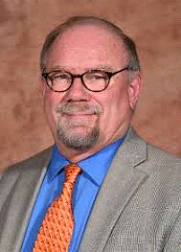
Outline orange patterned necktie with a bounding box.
[33,163,81,252]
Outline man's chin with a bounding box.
[57,127,99,150]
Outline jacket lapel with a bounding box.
[0,148,52,252]
[79,129,149,252]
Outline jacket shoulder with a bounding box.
[0,147,53,178]
[147,142,181,166]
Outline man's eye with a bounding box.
[93,74,104,79]
[55,73,69,79]
[49,72,70,81]
[87,72,105,80]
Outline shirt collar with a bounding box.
[48,145,69,181]
[48,136,125,185]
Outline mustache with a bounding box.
[56,102,103,114]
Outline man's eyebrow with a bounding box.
[87,65,116,72]
[44,66,65,72]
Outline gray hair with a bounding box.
[40,16,141,72]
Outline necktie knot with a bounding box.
[65,163,81,183]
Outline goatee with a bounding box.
[55,102,102,150]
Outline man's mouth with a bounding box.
[62,112,96,121]
[55,102,103,116]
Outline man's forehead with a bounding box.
[45,23,128,71]
[52,23,125,49]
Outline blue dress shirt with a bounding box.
[21,137,125,252]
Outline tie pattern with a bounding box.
[33,163,81,252]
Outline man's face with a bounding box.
[42,24,141,159]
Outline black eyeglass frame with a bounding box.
[42,66,133,93]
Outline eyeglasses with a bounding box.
[42,66,132,92]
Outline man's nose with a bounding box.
[65,76,91,101]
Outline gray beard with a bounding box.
[56,120,99,150]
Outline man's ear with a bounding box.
[128,73,142,110]
[40,76,47,97]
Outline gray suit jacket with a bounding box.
[1,128,181,252]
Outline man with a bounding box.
[1,16,181,252]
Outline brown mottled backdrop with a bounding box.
[1,0,181,171]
